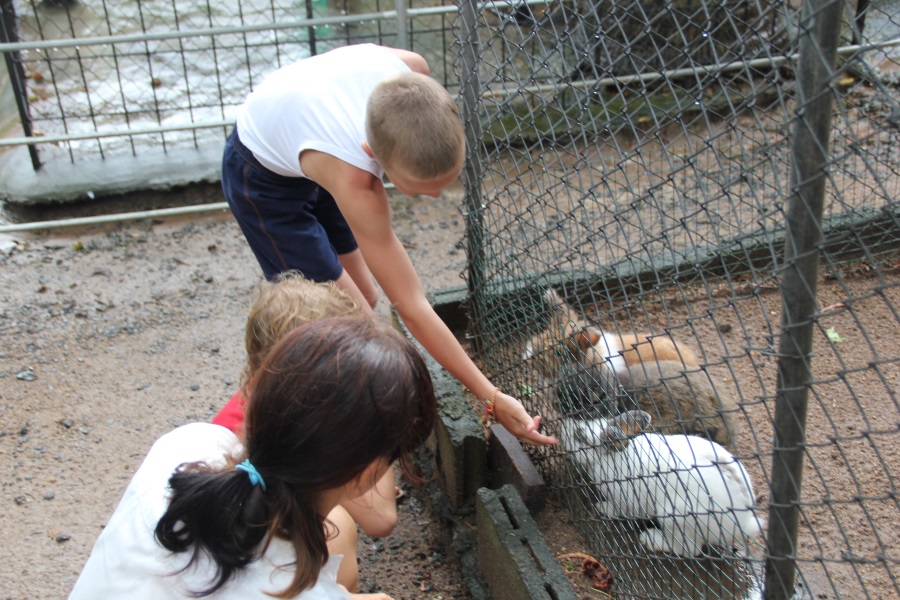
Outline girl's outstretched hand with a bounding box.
[493,392,559,446]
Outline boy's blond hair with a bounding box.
[242,272,360,388]
[365,72,464,179]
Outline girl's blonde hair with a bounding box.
[242,272,360,389]
[365,72,464,179]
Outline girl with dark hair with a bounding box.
[68,315,436,599]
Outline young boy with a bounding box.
[211,273,390,593]
[221,43,556,447]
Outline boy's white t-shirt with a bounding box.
[235,44,411,179]
[68,423,349,600]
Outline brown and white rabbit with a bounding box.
[560,411,762,557]
[525,290,736,447]
[523,290,698,378]
[573,325,699,375]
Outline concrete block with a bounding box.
[476,485,578,600]
[488,424,547,513]
[430,362,488,509]
[393,305,487,510]
[427,285,469,336]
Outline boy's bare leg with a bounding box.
[326,505,360,592]
[342,467,398,539]
[339,250,379,309]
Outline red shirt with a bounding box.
[211,390,247,435]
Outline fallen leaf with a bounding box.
[559,552,613,592]
[825,327,846,343]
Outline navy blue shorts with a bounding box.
[221,126,357,282]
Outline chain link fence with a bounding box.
[0,0,459,169]
[455,0,898,598]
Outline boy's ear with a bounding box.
[361,141,375,158]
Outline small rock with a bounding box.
[16,371,37,382]
[55,534,71,543]
[717,323,733,334]
[43,491,55,500]
[190,384,200,392]
[14,496,26,505]
[388,538,405,550]
[370,541,385,553]
[59,418,74,429]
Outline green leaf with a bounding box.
[825,327,846,343]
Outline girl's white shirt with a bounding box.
[68,422,349,599]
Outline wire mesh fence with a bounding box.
[456,0,899,598]
[2,0,898,598]
[0,0,459,168]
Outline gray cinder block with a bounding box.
[488,424,547,513]
[476,485,578,600]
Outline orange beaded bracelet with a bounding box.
[479,387,501,433]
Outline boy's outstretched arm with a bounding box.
[307,156,557,446]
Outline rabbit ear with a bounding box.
[522,338,536,360]
[603,411,651,450]
[572,327,601,350]
[613,410,652,435]
[544,288,565,306]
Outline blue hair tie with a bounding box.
[235,459,267,491]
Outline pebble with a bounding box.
[43,491,55,500]
[16,371,37,382]
[389,538,405,550]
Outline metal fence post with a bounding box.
[304,0,318,56]
[0,0,40,170]
[395,0,408,50]
[764,0,844,597]
[458,0,486,351]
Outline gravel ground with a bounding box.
[0,184,472,600]
[2,180,896,600]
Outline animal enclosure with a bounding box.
[454,0,899,598]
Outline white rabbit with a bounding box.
[560,410,762,557]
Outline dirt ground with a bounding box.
[0,186,475,600]
[2,180,897,600]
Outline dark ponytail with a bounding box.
[155,466,269,596]
[154,315,436,598]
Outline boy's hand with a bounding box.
[493,393,559,446]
